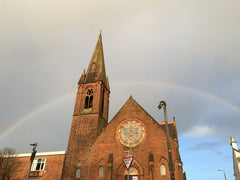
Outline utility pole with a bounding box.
[26,143,37,180]
[158,101,175,180]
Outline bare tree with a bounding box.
[0,148,21,180]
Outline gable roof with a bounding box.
[118,96,178,139]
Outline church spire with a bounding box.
[79,33,108,90]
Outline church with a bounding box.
[10,35,186,180]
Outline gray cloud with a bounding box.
[0,0,239,159]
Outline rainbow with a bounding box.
[0,80,239,141]
[111,80,240,112]
[0,92,76,141]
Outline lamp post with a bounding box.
[158,101,175,180]
[218,169,227,180]
[26,143,37,180]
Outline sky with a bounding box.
[0,0,240,179]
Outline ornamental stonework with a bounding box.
[117,119,146,147]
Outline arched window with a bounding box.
[89,95,93,107]
[99,166,104,177]
[84,89,93,108]
[76,168,80,178]
[160,164,166,176]
[100,89,105,114]
[85,96,89,108]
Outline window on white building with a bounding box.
[31,158,46,171]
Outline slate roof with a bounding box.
[159,122,178,139]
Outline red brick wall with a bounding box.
[62,80,110,180]
[12,153,65,180]
[87,97,185,180]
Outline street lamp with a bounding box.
[26,143,37,180]
[218,169,227,180]
[158,101,175,180]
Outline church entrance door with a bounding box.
[118,160,143,180]
[125,175,138,180]
[124,167,139,180]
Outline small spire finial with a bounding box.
[99,30,102,37]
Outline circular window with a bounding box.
[117,120,145,147]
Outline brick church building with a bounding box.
[9,35,186,180]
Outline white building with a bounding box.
[230,136,240,180]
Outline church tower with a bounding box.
[62,34,110,180]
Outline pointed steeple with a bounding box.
[79,33,108,90]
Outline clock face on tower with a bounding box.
[117,119,145,147]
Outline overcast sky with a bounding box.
[0,1,240,179]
